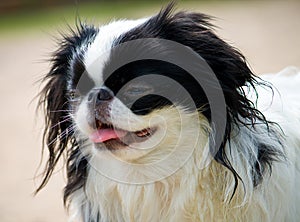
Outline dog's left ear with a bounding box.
[141,3,256,89]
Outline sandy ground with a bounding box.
[0,1,299,222]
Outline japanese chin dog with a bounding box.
[36,3,300,222]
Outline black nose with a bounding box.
[87,87,114,103]
[96,87,113,101]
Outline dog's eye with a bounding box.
[70,92,76,99]
[125,85,153,97]
[68,90,80,101]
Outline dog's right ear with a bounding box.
[36,33,76,193]
[36,23,98,193]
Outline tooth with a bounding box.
[136,129,150,137]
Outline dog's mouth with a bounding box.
[89,120,155,149]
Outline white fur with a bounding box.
[70,65,300,221]
[84,18,148,86]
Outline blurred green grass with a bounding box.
[0,0,226,37]
[0,1,175,35]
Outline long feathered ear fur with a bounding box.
[36,34,75,193]
[36,23,97,196]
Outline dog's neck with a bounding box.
[71,159,225,221]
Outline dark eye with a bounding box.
[127,86,148,95]
[125,85,153,97]
[68,90,80,101]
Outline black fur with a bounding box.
[104,59,208,115]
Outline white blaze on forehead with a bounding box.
[84,18,148,86]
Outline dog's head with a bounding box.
[37,4,272,202]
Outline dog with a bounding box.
[37,4,300,222]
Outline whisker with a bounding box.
[47,124,76,147]
[50,117,73,129]
[50,109,74,113]
[59,125,76,139]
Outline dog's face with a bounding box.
[38,4,268,197]
[72,37,212,162]
[73,62,196,161]
[66,13,220,163]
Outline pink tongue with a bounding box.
[90,128,127,143]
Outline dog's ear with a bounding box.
[36,35,75,193]
[36,23,98,194]
[132,3,255,89]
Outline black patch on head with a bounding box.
[104,59,209,116]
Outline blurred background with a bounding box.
[0,0,299,221]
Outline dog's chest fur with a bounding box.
[70,119,298,222]
[71,160,288,222]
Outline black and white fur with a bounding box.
[37,4,300,222]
